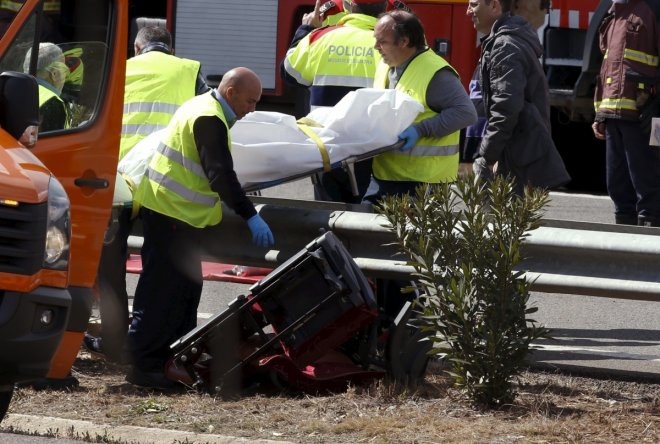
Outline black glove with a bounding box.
[472,156,494,181]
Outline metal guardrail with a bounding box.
[128,197,660,302]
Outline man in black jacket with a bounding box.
[468,0,570,195]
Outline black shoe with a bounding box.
[126,368,176,390]
[19,375,80,391]
[83,333,104,355]
[84,333,130,364]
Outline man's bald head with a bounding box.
[218,67,262,120]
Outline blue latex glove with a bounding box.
[397,126,419,151]
[247,214,274,248]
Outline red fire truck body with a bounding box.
[163,0,611,189]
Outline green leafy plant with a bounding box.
[377,175,550,407]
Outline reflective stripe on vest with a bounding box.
[313,74,374,88]
[143,167,219,208]
[372,49,460,183]
[120,51,200,160]
[134,92,225,228]
[121,123,166,136]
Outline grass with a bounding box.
[3,351,659,443]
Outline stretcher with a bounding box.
[165,231,432,395]
[118,88,423,196]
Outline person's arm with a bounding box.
[194,69,211,95]
[413,68,477,139]
[193,116,256,220]
[478,39,527,163]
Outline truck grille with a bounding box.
[0,202,47,275]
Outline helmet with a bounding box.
[320,1,344,22]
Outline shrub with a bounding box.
[377,175,550,407]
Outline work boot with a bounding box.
[126,367,177,390]
[638,215,660,227]
[615,213,637,225]
[83,333,104,356]
[19,375,79,391]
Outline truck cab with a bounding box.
[0,0,127,420]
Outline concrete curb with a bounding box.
[1,414,294,444]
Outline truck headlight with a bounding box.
[44,178,71,270]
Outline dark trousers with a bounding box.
[606,119,660,220]
[125,208,203,372]
[97,206,132,362]
[313,158,373,203]
[362,176,422,318]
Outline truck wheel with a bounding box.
[0,385,14,422]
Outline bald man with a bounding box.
[127,67,274,389]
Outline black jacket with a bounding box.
[479,13,570,192]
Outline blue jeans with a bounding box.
[606,119,660,219]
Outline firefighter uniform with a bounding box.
[594,0,660,226]
[371,49,461,185]
[120,50,201,160]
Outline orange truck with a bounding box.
[0,0,127,420]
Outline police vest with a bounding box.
[372,49,460,183]
[120,51,200,160]
[134,92,225,228]
[284,14,380,106]
[38,83,71,129]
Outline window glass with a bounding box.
[0,0,111,133]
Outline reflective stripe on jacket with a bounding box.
[594,0,660,121]
[372,49,460,183]
[134,92,225,228]
[120,51,200,159]
[38,83,71,128]
[283,13,381,107]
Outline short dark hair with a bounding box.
[485,0,512,13]
[135,26,172,49]
[382,10,426,50]
[352,2,388,17]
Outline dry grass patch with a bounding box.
[3,352,659,443]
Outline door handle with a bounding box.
[74,178,109,189]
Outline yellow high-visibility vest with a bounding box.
[134,91,226,228]
[372,49,460,183]
[120,51,199,160]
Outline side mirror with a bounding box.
[0,71,39,145]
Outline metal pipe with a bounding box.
[127,199,660,301]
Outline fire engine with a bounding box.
[156,0,609,191]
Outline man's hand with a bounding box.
[247,214,275,248]
[472,156,494,181]
[302,0,322,27]
[397,126,419,151]
[592,121,605,140]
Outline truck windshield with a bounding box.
[0,0,111,134]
